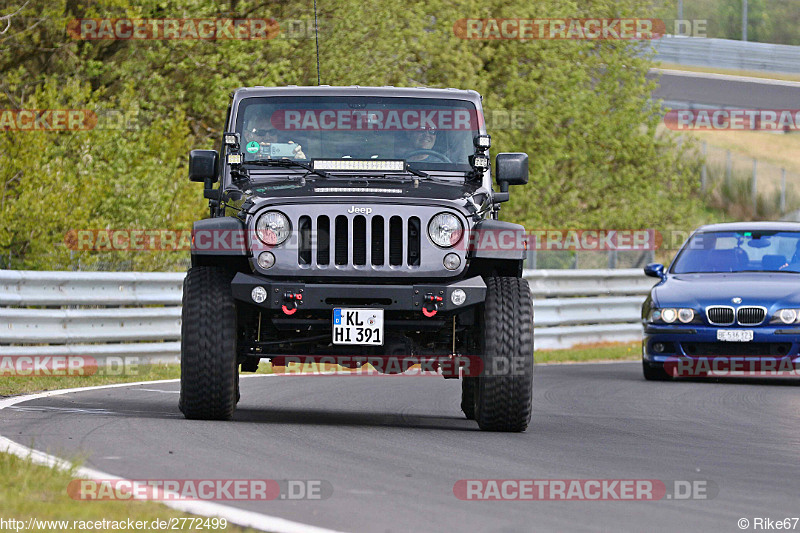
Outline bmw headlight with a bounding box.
[771,308,800,325]
[256,211,291,246]
[649,308,695,324]
[428,212,463,248]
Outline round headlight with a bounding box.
[428,212,463,248]
[256,211,291,245]
[661,308,677,323]
[779,308,797,324]
[678,308,694,323]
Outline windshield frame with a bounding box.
[670,230,800,274]
[229,94,484,182]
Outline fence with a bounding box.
[0,269,657,359]
[651,36,800,75]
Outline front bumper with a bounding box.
[230,273,487,313]
[643,324,800,363]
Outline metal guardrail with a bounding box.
[651,36,800,75]
[0,269,655,357]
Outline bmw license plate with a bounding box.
[332,308,384,345]
[717,330,753,342]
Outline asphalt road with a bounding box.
[651,69,800,108]
[3,363,800,533]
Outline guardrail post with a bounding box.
[608,249,617,269]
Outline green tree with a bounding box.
[0,0,701,270]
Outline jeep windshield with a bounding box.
[234,96,481,175]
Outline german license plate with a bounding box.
[717,329,753,342]
[332,308,384,345]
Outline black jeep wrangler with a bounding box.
[181,86,533,431]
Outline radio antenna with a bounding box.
[313,0,321,85]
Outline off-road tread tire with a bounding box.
[642,361,671,381]
[474,277,534,432]
[461,377,477,420]
[180,266,239,420]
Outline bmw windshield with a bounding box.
[234,96,481,174]
[671,231,800,274]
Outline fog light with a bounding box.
[451,289,467,306]
[443,253,461,270]
[251,286,267,304]
[653,343,665,353]
[257,251,276,269]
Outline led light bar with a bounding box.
[227,154,242,164]
[314,187,403,194]
[312,159,405,172]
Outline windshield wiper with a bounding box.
[403,166,428,178]
[244,159,329,179]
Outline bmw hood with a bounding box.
[652,273,800,309]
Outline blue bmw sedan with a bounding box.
[642,222,800,380]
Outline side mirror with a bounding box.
[495,153,529,191]
[644,263,665,279]
[189,150,219,183]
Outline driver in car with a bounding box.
[405,126,443,162]
[243,113,306,159]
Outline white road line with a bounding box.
[0,375,348,533]
[651,68,800,88]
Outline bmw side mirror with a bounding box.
[644,263,665,279]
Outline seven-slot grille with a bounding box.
[706,306,734,325]
[297,214,422,268]
[737,306,766,325]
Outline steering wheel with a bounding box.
[405,150,452,163]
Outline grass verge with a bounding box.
[0,363,183,397]
[0,452,258,532]
[536,342,640,364]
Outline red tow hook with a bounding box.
[422,294,443,317]
[282,291,302,315]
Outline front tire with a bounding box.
[461,377,477,420]
[642,361,671,381]
[473,277,534,432]
[179,266,239,420]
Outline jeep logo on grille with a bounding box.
[347,206,372,215]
